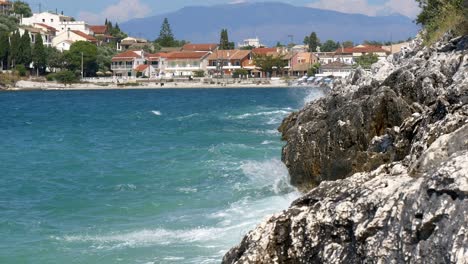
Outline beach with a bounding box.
[6,79,296,91]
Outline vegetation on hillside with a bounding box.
[416,0,468,44]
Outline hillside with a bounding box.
[120,2,419,45]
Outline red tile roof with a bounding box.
[34,23,57,32]
[207,50,251,60]
[182,43,218,52]
[135,64,149,72]
[71,30,97,43]
[112,50,142,61]
[90,25,107,35]
[146,52,166,61]
[335,45,389,54]
[252,47,278,55]
[165,51,210,60]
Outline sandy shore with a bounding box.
[5,80,307,91]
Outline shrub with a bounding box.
[233,69,248,78]
[415,0,468,44]
[193,70,205,77]
[47,71,78,85]
[15,64,27,76]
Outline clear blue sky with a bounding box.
[23,0,420,24]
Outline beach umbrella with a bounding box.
[105,71,113,76]
[96,71,104,76]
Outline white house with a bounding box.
[52,30,97,51]
[238,38,263,48]
[111,50,147,78]
[316,61,354,78]
[18,26,55,47]
[162,51,210,77]
[21,12,72,31]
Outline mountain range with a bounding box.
[121,2,420,46]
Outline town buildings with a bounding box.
[0,0,12,15]
[238,37,263,49]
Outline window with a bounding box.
[51,19,54,22]
[42,19,45,22]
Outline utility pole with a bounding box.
[81,52,84,79]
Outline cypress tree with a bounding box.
[18,30,32,67]
[308,32,320,52]
[0,32,9,70]
[32,34,46,74]
[9,30,20,68]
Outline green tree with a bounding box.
[64,41,98,77]
[342,41,354,48]
[17,31,32,67]
[415,0,467,44]
[9,31,20,67]
[155,18,175,47]
[253,54,287,77]
[0,15,19,33]
[307,62,321,77]
[219,29,234,50]
[32,34,47,75]
[50,70,78,85]
[363,40,383,46]
[355,53,378,69]
[13,1,32,18]
[0,32,9,70]
[45,46,66,70]
[306,32,320,52]
[96,45,117,72]
[320,40,339,52]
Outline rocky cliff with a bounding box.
[223,34,468,263]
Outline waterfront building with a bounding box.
[18,25,56,47]
[316,61,353,78]
[111,50,147,78]
[206,50,252,76]
[162,51,211,77]
[289,52,318,76]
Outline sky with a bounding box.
[23,0,421,24]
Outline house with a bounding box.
[162,51,211,77]
[316,61,353,78]
[89,25,114,44]
[238,38,264,49]
[145,52,167,78]
[206,50,252,76]
[382,41,411,54]
[0,0,12,15]
[19,25,55,47]
[52,30,97,51]
[111,50,147,77]
[118,37,150,51]
[251,47,289,77]
[334,45,390,64]
[291,45,309,53]
[289,52,318,76]
[182,43,218,52]
[21,12,72,32]
[315,52,338,65]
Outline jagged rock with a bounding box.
[223,125,468,264]
[224,34,468,263]
[279,34,468,190]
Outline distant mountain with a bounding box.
[121,2,419,46]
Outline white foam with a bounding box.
[261,140,274,145]
[175,113,199,121]
[240,159,296,194]
[151,110,162,116]
[303,89,325,105]
[230,110,291,120]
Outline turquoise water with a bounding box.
[0,88,323,264]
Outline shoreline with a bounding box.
[3,80,327,91]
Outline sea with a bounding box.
[0,88,324,264]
